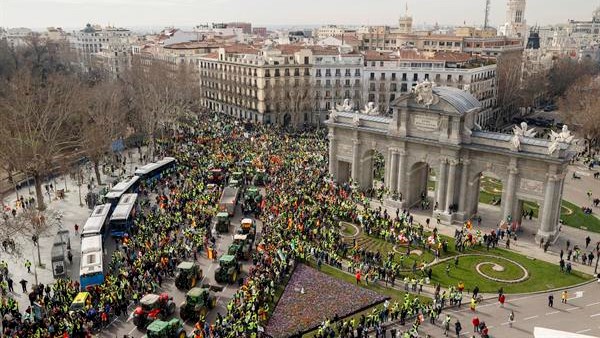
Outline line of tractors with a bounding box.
[134,164,265,337]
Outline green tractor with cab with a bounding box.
[174,261,203,290]
[227,234,252,260]
[214,254,240,284]
[142,318,186,338]
[215,212,230,233]
[179,287,217,321]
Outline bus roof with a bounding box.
[134,157,176,176]
[80,251,103,275]
[110,194,138,221]
[80,235,102,255]
[81,204,112,237]
[105,176,139,199]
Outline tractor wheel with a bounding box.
[191,276,197,288]
[199,307,208,319]
[210,297,217,309]
[231,271,238,284]
[180,308,188,321]
[177,328,187,338]
[168,301,176,315]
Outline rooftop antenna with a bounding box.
[484,0,491,29]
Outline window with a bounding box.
[368,94,375,102]
[401,83,408,92]
[391,83,397,92]
[325,69,331,76]
[345,69,351,76]
[370,73,375,80]
[402,73,407,81]
[316,69,322,77]
[265,70,270,77]
[335,69,341,77]
[344,90,350,99]
[304,56,309,65]
[355,69,361,77]
[390,94,395,102]
[345,79,351,87]
[274,69,280,77]
[447,74,452,82]
[413,74,418,81]
[391,73,396,80]
[369,83,376,91]
[380,61,384,67]
[424,74,429,80]
[381,73,386,80]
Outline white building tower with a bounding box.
[398,3,413,34]
[501,0,527,39]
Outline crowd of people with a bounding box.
[0,110,596,338]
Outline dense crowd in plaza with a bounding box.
[0,111,596,338]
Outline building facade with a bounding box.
[362,50,497,126]
[71,24,134,75]
[501,0,528,39]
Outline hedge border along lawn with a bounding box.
[479,176,600,233]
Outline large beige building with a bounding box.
[72,24,134,76]
[362,49,498,126]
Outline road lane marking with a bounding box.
[501,322,510,326]
[590,313,600,318]
[576,329,591,334]
[586,302,600,307]
[523,315,538,320]
[566,307,579,311]
[546,311,559,315]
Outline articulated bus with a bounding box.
[79,235,104,290]
[109,193,138,238]
[81,204,112,240]
[134,157,176,183]
[104,176,140,207]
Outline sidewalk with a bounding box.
[0,149,147,311]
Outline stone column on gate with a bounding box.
[396,150,407,201]
[538,174,560,239]
[458,159,470,216]
[502,164,519,222]
[328,130,337,181]
[388,148,399,194]
[445,159,459,212]
[436,159,448,212]
[351,139,361,184]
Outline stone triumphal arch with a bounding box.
[326,85,577,241]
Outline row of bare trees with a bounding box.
[0,37,198,221]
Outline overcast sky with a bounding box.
[0,0,597,30]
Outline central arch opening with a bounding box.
[360,149,386,199]
[406,161,436,209]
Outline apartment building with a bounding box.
[72,23,134,75]
[362,49,498,126]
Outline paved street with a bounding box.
[398,282,600,338]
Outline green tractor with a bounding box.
[242,186,262,214]
[253,169,268,186]
[227,234,252,260]
[174,262,203,290]
[238,218,256,241]
[229,171,244,188]
[142,318,186,338]
[215,212,230,233]
[214,255,240,284]
[179,287,217,321]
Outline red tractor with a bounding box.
[132,293,176,329]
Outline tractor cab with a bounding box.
[214,254,240,284]
[227,234,252,260]
[142,318,186,338]
[179,287,217,321]
[243,187,262,214]
[175,261,203,290]
[229,171,244,187]
[132,293,176,329]
[239,218,256,240]
[254,169,267,186]
[215,212,230,233]
[208,169,225,184]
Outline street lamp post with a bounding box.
[595,249,599,275]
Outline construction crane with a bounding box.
[484,0,491,29]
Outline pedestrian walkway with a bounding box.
[0,149,147,311]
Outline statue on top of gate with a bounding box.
[511,122,537,152]
[413,80,440,108]
[548,125,576,155]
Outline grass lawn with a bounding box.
[302,260,430,337]
[479,176,600,233]
[561,200,600,233]
[430,247,591,294]
[352,227,592,294]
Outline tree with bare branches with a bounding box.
[122,57,199,160]
[558,76,600,151]
[0,70,84,211]
[548,58,599,99]
[79,81,126,185]
[496,51,523,125]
